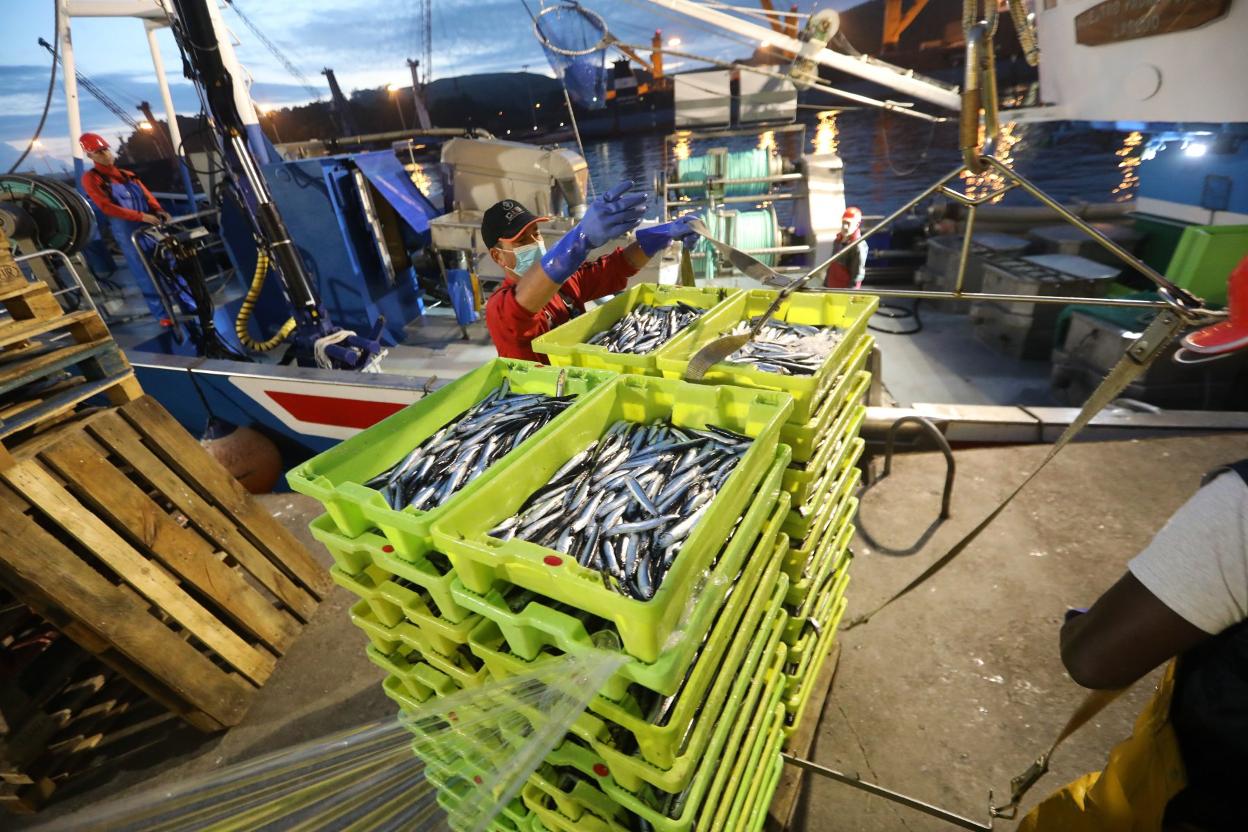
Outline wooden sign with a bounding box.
[1075,0,1232,46]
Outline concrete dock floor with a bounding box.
[16,433,1247,830]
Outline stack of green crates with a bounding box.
[653,287,877,746]
[291,350,819,832]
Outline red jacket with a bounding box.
[82,164,163,223]
[486,248,639,362]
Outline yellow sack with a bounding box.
[1019,661,1187,832]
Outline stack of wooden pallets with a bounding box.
[0,227,141,458]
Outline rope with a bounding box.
[234,250,296,351]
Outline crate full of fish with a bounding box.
[531,283,739,375]
[454,472,788,701]
[783,436,864,542]
[782,403,866,507]
[782,571,850,739]
[288,358,615,550]
[657,289,878,423]
[430,374,792,664]
[521,604,789,832]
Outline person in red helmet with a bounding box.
[78,132,172,321]
[824,207,868,290]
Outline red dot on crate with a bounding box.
[543,555,563,567]
[448,710,458,722]
[473,775,483,785]
[382,545,395,553]
[592,764,609,778]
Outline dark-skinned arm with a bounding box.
[1060,572,1209,690]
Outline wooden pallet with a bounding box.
[0,592,175,814]
[0,230,142,450]
[0,396,332,738]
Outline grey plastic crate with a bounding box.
[1028,223,1143,265]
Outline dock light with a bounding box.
[667,36,681,47]
[1185,142,1208,158]
[138,120,153,131]
[535,102,541,108]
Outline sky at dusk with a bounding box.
[0,0,848,167]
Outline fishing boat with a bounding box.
[3,0,1246,460]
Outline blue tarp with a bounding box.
[353,150,439,234]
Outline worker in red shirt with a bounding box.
[823,207,868,289]
[483,180,698,362]
[78,132,172,322]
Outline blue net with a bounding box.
[534,2,610,110]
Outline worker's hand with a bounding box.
[540,180,647,284]
[140,213,161,225]
[156,211,173,224]
[634,212,701,256]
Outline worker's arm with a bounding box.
[136,177,169,219]
[1060,470,1248,689]
[1059,573,1208,689]
[81,171,148,223]
[512,180,647,314]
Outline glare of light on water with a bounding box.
[1111,131,1143,202]
[959,121,1021,204]
[673,130,692,161]
[757,130,776,152]
[813,110,839,155]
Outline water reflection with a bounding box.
[813,110,839,156]
[672,131,692,161]
[757,130,776,152]
[1111,131,1143,203]
[959,120,1022,204]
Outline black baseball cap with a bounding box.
[481,199,548,249]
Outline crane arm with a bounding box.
[639,0,960,110]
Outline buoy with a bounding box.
[200,417,283,494]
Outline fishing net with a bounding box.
[533,1,611,110]
[47,652,623,832]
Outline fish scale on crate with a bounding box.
[289,284,878,832]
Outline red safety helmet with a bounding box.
[1177,254,1248,362]
[79,132,110,153]
[841,206,862,232]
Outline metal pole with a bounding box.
[781,754,993,831]
[58,0,85,182]
[145,19,198,206]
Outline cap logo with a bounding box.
[502,201,524,222]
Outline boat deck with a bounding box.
[14,433,1244,830]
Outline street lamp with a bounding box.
[388,83,408,131]
[138,120,154,131]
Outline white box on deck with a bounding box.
[737,75,797,124]
[674,71,732,127]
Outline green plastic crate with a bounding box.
[711,657,787,832]
[779,339,873,464]
[367,645,460,702]
[310,515,471,623]
[329,562,404,627]
[1166,224,1248,307]
[532,283,740,374]
[432,375,794,663]
[782,402,867,505]
[746,753,784,832]
[453,461,789,695]
[349,593,480,661]
[785,494,855,601]
[783,597,849,744]
[579,549,786,786]
[781,473,851,583]
[528,609,791,832]
[783,436,864,541]
[785,561,851,672]
[288,358,615,547]
[727,704,785,832]
[698,640,787,832]
[784,515,853,639]
[656,289,879,423]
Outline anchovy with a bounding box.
[367,382,574,512]
[492,418,752,600]
[722,316,842,375]
[585,302,707,355]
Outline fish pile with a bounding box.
[586,302,706,354]
[365,381,574,511]
[724,316,841,375]
[488,420,751,600]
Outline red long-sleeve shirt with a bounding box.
[485,248,639,362]
[82,164,163,223]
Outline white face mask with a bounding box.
[505,241,546,276]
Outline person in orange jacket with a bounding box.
[824,207,868,289]
[79,132,172,322]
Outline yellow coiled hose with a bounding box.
[235,250,297,351]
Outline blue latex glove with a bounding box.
[541,180,648,284]
[635,213,701,257]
